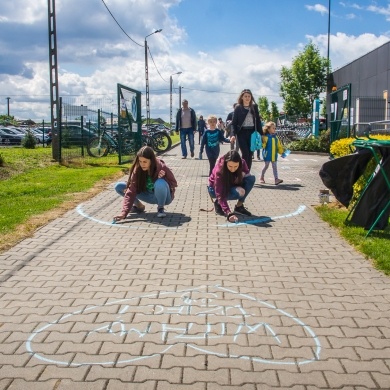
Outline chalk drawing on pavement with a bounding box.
[26,285,321,366]
[218,205,306,227]
[77,204,306,230]
[76,204,180,230]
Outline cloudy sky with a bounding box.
[1,0,390,123]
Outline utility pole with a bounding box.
[144,29,162,127]
[170,72,182,130]
[47,0,60,161]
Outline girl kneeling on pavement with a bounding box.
[113,146,177,221]
[208,150,255,223]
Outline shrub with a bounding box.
[288,129,330,153]
[22,130,37,149]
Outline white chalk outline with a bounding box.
[77,204,307,230]
[26,284,321,367]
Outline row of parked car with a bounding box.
[0,122,174,147]
[0,126,52,146]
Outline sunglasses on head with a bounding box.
[242,89,251,94]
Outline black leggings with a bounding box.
[237,127,254,170]
[208,157,217,176]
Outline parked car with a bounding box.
[60,125,97,146]
[0,128,23,145]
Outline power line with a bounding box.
[148,46,169,83]
[101,0,143,47]
[182,87,281,98]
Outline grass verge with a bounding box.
[316,203,390,275]
[0,147,125,252]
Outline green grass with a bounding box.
[316,205,390,275]
[0,137,180,251]
[0,147,125,249]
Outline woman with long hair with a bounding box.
[113,146,177,220]
[208,150,255,223]
[230,89,262,170]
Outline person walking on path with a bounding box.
[200,114,232,176]
[226,103,239,151]
[208,150,255,223]
[113,146,178,220]
[217,117,226,136]
[230,89,262,170]
[259,121,285,185]
[197,115,207,144]
[176,99,197,159]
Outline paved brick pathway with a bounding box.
[1,144,389,389]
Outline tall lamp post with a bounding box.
[6,97,10,116]
[326,0,331,130]
[327,0,331,77]
[144,29,162,127]
[170,72,182,130]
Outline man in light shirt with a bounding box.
[175,99,197,159]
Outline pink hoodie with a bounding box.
[208,156,249,215]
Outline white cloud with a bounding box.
[367,5,390,21]
[307,31,390,70]
[305,4,328,15]
[346,13,356,20]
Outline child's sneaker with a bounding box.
[131,205,145,213]
[157,207,166,217]
[275,179,283,185]
[234,204,252,216]
[259,178,265,184]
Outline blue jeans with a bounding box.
[208,174,255,203]
[115,178,172,207]
[180,127,195,157]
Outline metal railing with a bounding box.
[352,120,390,138]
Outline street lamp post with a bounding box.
[144,29,162,127]
[170,72,182,130]
[6,97,10,116]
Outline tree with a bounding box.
[280,41,330,120]
[270,102,279,122]
[258,96,271,121]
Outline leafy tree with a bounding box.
[258,96,271,121]
[280,41,329,119]
[270,102,279,122]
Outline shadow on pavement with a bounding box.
[117,212,191,228]
[254,183,303,191]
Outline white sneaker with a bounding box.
[157,207,166,218]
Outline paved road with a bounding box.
[1,144,389,389]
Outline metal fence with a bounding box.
[56,89,141,165]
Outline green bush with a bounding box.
[288,129,330,153]
[22,130,37,149]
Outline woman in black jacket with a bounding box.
[231,89,262,170]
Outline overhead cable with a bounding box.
[101,0,143,47]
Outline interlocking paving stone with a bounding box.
[1,145,390,388]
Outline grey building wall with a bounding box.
[328,40,390,125]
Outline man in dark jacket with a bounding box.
[175,99,197,159]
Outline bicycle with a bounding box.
[87,126,172,157]
[141,127,172,153]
